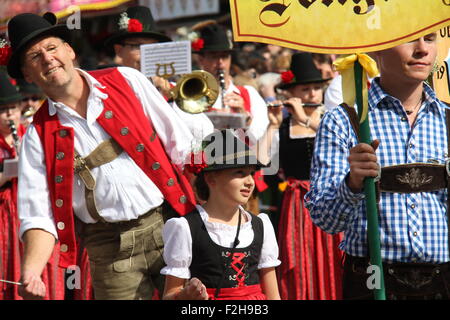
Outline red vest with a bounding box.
[236,86,251,113]
[32,67,196,268]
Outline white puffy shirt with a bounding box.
[160,205,281,279]
[18,67,195,240]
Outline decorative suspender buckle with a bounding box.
[374,163,381,182]
[445,158,450,178]
[74,155,87,175]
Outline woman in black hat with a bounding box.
[161,129,281,300]
[0,71,26,300]
[267,52,343,300]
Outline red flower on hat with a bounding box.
[185,151,208,175]
[191,38,204,51]
[128,19,143,32]
[281,70,295,84]
[0,41,12,66]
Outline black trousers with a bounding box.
[343,254,450,300]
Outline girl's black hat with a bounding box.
[201,129,262,172]
[277,52,331,90]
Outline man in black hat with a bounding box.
[7,11,197,300]
[16,79,45,128]
[104,5,171,72]
[192,21,269,143]
[105,6,214,141]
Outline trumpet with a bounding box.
[7,120,20,156]
[170,70,219,114]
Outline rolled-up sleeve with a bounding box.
[18,124,58,240]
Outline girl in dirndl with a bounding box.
[270,52,344,300]
[0,71,67,300]
[0,71,25,300]
[161,129,281,300]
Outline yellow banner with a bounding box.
[432,26,450,103]
[230,0,450,53]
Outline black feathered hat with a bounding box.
[191,23,233,54]
[0,71,22,106]
[104,6,171,49]
[7,12,71,79]
[185,129,263,175]
[277,52,331,90]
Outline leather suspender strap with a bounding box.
[74,138,123,223]
[340,103,361,142]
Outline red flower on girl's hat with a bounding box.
[0,41,12,66]
[185,151,208,175]
[281,70,295,84]
[191,38,204,51]
[127,19,143,32]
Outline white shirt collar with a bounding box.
[47,68,108,116]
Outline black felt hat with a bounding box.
[277,52,331,90]
[16,78,43,96]
[191,23,233,54]
[0,71,22,106]
[104,6,171,48]
[7,12,72,79]
[201,129,262,172]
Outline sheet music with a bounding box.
[140,40,192,78]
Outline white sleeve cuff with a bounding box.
[19,217,58,241]
[160,266,191,279]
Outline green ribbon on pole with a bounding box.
[354,61,386,300]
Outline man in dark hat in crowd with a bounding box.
[7,11,196,300]
[105,6,214,141]
[16,79,45,128]
[192,21,269,143]
[104,5,171,73]
[305,32,450,300]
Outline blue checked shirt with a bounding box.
[305,78,449,263]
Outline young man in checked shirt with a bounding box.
[305,32,450,300]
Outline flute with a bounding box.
[267,102,322,108]
[7,120,20,156]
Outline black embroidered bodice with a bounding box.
[185,210,264,289]
[279,116,315,180]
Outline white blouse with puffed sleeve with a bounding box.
[161,205,281,279]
